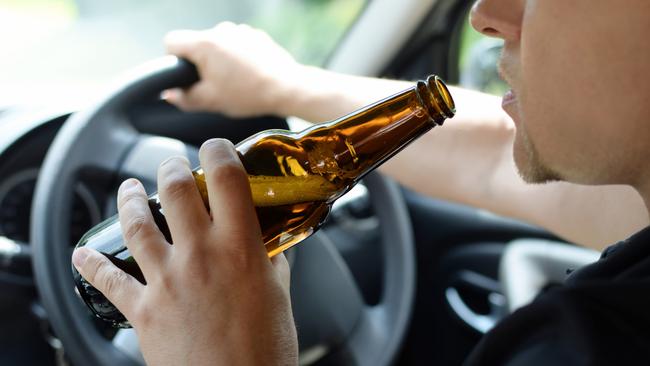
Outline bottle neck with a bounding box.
[300,76,455,183]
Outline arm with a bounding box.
[165,23,648,250]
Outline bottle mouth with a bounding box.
[416,75,456,125]
[430,76,456,119]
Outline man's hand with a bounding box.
[72,139,298,366]
[163,22,302,118]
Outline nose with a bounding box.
[470,0,523,41]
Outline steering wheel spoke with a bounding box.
[118,135,199,192]
[291,232,366,352]
[345,306,392,365]
[67,116,139,175]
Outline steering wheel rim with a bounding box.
[31,56,415,366]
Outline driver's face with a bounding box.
[470,0,650,187]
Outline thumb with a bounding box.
[72,248,142,317]
[163,83,215,112]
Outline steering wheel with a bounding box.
[31,56,415,366]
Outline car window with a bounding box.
[0,0,367,100]
[457,13,507,96]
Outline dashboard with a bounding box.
[0,109,116,365]
[0,134,102,247]
[0,115,110,281]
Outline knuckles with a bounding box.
[118,199,159,244]
[206,161,247,188]
[182,254,212,288]
[196,38,219,54]
[83,254,105,284]
[214,238,262,276]
[117,191,154,243]
[117,189,145,212]
[199,140,248,184]
[122,215,147,242]
[159,169,197,202]
[154,270,180,301]
[179,243,211,274]
[101,267,130,299]
[87,256,125,297]
[131,302,153,328]
[178,237,258,285]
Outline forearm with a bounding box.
[279,65,412,122]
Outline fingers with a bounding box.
[117,179,169,275]
[198,139,263,247]
[162,88,186,109]
[163,22,236,57]
[162,28,219,113]
[163,29,212,112]
[162,83,215,112]
[163,21,296,118]
[157,156,211,244]
[161,88,183,107]
[164,29,204,61]
[72,247,143,320]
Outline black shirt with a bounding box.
[465,227,650,366]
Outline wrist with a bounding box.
[271,63,317,119]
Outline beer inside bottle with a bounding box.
[72,76,455,328]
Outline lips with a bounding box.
[502,89,517,107]
[497,54,520,123]
[501,89,520,125]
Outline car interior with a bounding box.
[0,0,601,365]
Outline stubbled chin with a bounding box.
[512,125,561,184]
[512,130,532,181]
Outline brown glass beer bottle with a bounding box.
[72,75,455,327]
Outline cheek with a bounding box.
[518,45,585,173]
[518,3,585,163]
[516,0,650,179]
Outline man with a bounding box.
[72,0,650,364]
